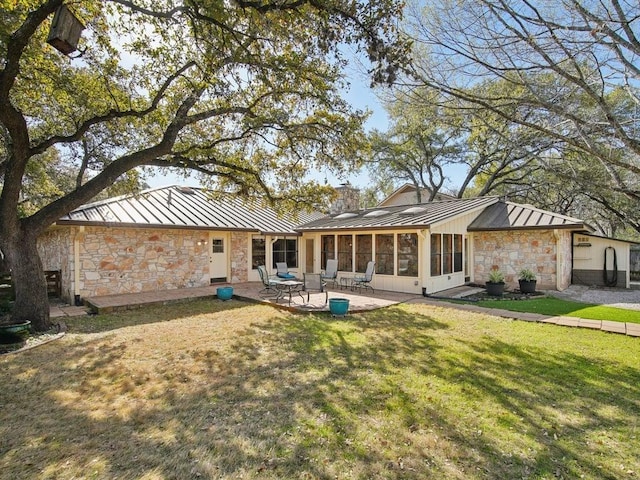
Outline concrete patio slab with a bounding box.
[601,320,626,334]
[625,323,640,337]
[578,318,602,329]
[72,283,638,338]
[555,316,580,327]
[538,316,559,324]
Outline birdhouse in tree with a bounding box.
[47,5,85,55]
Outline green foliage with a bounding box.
[367,85,464,200]
[402,0,640,235]
[518,269,536,282]
[1,0,410,217]
[0,0,410,330]
[488,268,505,283]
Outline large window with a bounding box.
[443,234,453,274]
[431,233,463,276]
[355,234,372,273]
[430,234,441,276]
[251,236,266,269]
[454,235,463,272]
[272,238,298,268]
[337,235,353,271]
[398,233,418,277]
[376,234,394,275]
[321,235,335,268]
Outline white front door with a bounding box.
[209,233,228,283]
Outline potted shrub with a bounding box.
[486,268,505,296]
[518,268,537,294]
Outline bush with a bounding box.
[488,268,505,283]
[518,269,536,282]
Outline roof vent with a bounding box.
[363,210,390,218]
[177,186,196,194]
[398,206,427,216]
[334,212,359,219]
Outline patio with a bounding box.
[83,282,424,315]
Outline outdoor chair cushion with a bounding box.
[277,272,296,279]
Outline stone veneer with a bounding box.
[38,227,73,301]
[38,226,251,300]
[79,226,212,297]
[473,229,572,291]
[230,231,249,283]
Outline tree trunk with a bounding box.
[3,232,50,331]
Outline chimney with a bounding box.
[329,183,360,214]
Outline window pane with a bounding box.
[376,234,394,275]
[398,233,418,277]
[431,234,441,277]
[321,235,335,268]
[355,234,372,273]
[251,236,266,269]
[212,238,224,253]
[443,234,453,274]
[337,235,353,272]
[272,238,297,268]
[454,234,463,272]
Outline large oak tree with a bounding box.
[0,0,409,330]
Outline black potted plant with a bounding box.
[486,268,505,296]
[518,268,537,294]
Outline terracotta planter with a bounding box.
[486,282,505,297]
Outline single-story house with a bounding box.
[37,185,635,304]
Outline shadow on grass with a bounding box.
[64,298,249,333]
[1,302,638,479]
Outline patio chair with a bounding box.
[302,273,328,304]
[352,261,375,293]
[320,259,338,288]
[276,262,296,279]
[257,265,279,297]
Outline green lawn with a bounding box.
[1,300,638,479]
[475,296,640,324]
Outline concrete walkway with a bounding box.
[52,283,639,338]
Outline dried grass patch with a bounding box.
[1,299,638,479]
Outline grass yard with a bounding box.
[1,299,639,479]
[475,296,640,324]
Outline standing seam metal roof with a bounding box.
[467,201,589,231]
[58,186,323,235]
[296,196,500,231]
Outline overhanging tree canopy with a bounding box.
[401,0,640,232]
[0,0,410,330]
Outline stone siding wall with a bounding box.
[37,228,73,301]
[473,229,571,290]
[230,231,249,283]
[77,226,212,297]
